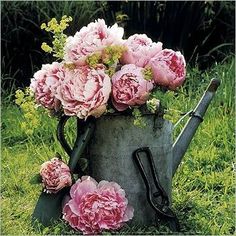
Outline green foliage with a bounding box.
[86,52,102,68]
[1,57,235,234]
[132,108,146,128]
[146,98,160,113]
[102,45,126,66]
[86,45,126,70]
[151,90,176,109]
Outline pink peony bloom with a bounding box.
[148,49,186,90]
[121,34,162,67]
[63,176,134,234]
[30,62,65,111]
[111,64,154,111]
[40,157,72,194]
[55,65,111,119]
[64,19,124,65]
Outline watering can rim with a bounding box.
[102,104,165,118]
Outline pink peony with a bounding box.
[55,65,111,119]
[63,176,134,234]
[30,62,65,111]
[121,34,162,67]
[148,49,186,90]
[64,19,124,65]
[40,157,72,194]
[111,64,154,111]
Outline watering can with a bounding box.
[32,78,220,230]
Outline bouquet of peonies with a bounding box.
[18,17,186,234]
[29,18,186,122]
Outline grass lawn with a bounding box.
[1,57,235,235]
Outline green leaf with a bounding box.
[29,174,42,184]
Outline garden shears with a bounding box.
[133,147,180,232]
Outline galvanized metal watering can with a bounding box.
[32,78,220,231]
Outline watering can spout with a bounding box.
[172,78,220,176]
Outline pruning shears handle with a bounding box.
[133,147,180,231]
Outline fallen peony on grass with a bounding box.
[1,58,235,235]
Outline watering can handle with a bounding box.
[172,78,220,175]
[68,119,95,172]
[57,115,95,173]
[57,115,72,156]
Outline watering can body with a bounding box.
[89,114,173,225]
[88,114,174,225]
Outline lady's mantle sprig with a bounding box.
[41,15,72,59]
[15,88,40,135]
